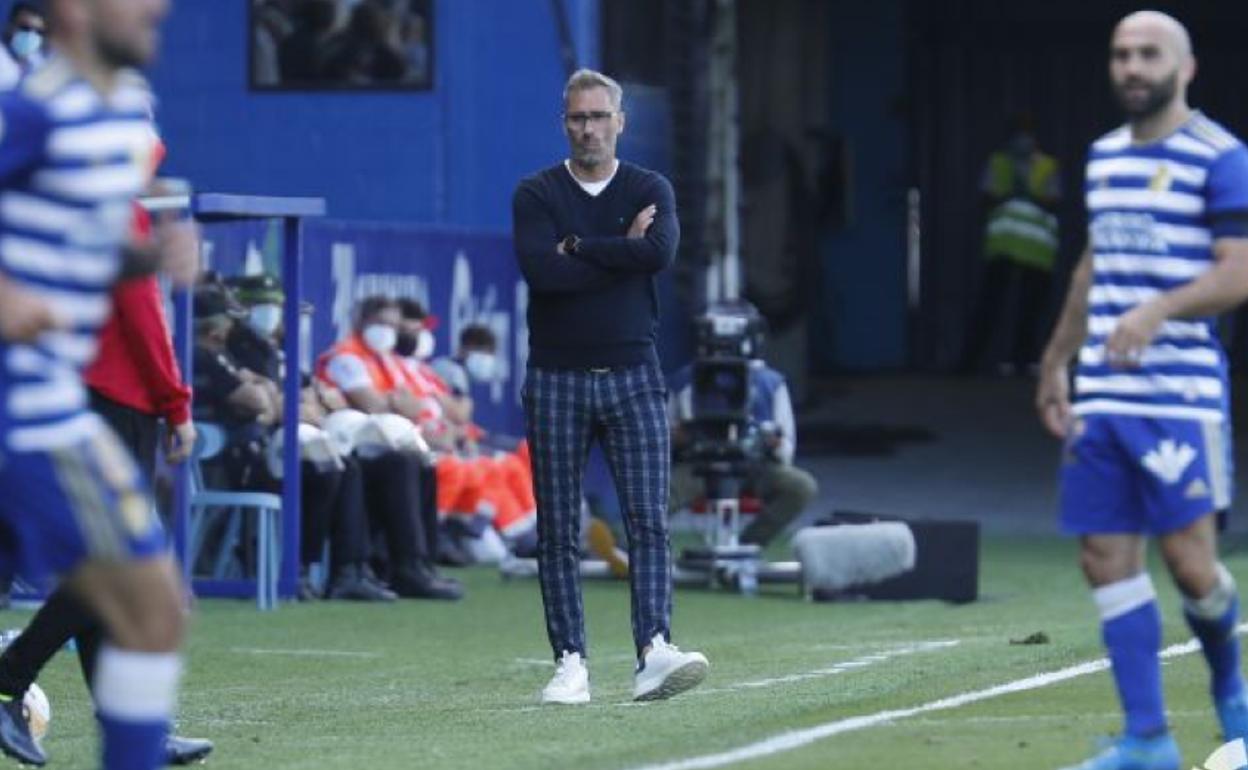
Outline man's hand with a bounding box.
[1036,363,1072,439]
[1106,300,1167,367]
[315,380,349,412]
[628,204,657,238]
[165,421,197,464]
[154,220,200,288]
[0,279,60,342]
[390,387,430,421]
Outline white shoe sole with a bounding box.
[634,659,709,702]
[542,690,591,705]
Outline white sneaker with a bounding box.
[633,635,708,701]
[542,651,590,704]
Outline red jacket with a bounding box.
[82,203,192,425]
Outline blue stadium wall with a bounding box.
[160,1,688,453]
[152,0,601,229]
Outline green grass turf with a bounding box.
[17,536,1247,769]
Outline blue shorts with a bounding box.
[0,421,167,582]
[1059,413,1231,536]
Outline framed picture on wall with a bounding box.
[251,0,434,90]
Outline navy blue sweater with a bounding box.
[512,160,678,369]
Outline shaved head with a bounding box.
[1109,10,1195,124]
[1114,11,1192,60]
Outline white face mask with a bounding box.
[415,329,435,360]
[465,351,496,381]
[362,324,397,354]
[247,304,282,337]
[10,30,41,62]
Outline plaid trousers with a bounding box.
[523,362,672,660]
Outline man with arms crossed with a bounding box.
[1039,12,1248,770]
[513,69,707,704]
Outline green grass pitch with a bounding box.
[17,536,1246,769]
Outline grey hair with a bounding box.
[563,68,623,111]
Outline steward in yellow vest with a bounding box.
[981,136,1061,271]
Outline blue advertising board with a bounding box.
[200,220,528,437]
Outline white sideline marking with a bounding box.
[628,625,1242,770]
[692,640,958,696]
[907,708,1209,727]
[228,647,380,659]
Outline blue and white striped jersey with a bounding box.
[0,59,156,452]
[1076,113,1248,423]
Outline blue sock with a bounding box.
[1095,574,1168,738]
[1184,563,1244,701]
[98,710,167,770]
[93,646,182,770]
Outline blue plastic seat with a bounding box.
[188,423,282,610]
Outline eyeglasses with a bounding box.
[563,111,616,129]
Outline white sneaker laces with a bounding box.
[553,652,581,681]
[650,636,676,655]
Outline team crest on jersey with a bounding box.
[1141,439,1197,485]
[1148,163,1172,192]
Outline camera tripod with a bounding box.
[675,460,766,594]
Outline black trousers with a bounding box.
[301,457,370,573]
[359,452,438,576]
[0,389,157,697]
[960,258,1053,371]
[213,434,373,573]
[90,389,160,475]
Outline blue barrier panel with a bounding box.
[201,221,527,436]
[179,194,325,606]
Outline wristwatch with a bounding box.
[561,234,581,255]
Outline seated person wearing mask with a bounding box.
[226,276,461,600]
[668,302,818,550]
[191,284,394,602]
[314,295,467,596]
[395,298,472,442]
[432,322,498,414]
[397,305,538,558]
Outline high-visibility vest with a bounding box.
[316,334,412,395]
[983,151,1060,271]
[317,338,536,533]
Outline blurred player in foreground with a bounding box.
[0,0,197,767]
[1037,11,1248,770]
[0,113,210,769]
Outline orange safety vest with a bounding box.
[316,334,413,394]
[316,335,444,426]
[317,338,536,534]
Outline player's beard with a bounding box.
[1114,70,1178,121]
[94,30,154,70]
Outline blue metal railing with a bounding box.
[173,194,326,605]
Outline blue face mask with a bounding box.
[10,30,41,62]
